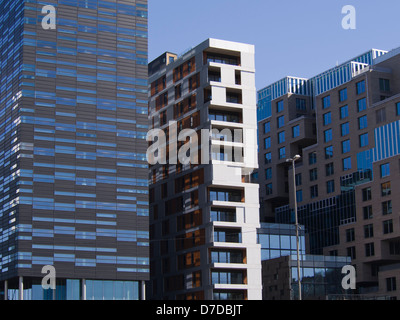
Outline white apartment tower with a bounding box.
[148,39,261,300]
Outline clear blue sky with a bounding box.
[148,0,400,91]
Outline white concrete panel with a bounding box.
[241,71,256,89]
[221,67,235,86]
[211,86,226,105]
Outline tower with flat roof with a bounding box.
[0,0,149,300]
[148,39,262,300]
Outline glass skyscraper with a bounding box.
[0,0,149,300]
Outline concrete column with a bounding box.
[4,280,8,300]
[81,279,86,300]
[18,276,23,301]
[140,281,146,300]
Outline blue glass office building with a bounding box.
[0,0,149,300]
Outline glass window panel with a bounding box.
[261,249,270,260]
[104,281,113,300]
[281,235,291,249]
[302,268,314,282]
[124,282,135,300]
[115,281,124,300]
[270,249,280,259]
[93,281,103,300]
[86,280,93,300]
[270,235,280,249]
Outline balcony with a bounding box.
[205,52,240,66]
[226,90,242,104]
[340,169,372,191]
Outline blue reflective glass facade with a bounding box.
[0,0,149,299]
[257,223,306,261]
[257,49,388,122]
[257,76,312,122]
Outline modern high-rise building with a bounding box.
[148,39,262,300]
[0,0,149,300]
[256,45,400,299]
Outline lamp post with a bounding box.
[286,155,302,300]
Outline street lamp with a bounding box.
[286,155,302,300]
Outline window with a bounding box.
[296,190,303,202]
[339,88,347,102]
[296,98,306,111]
[358,115,368,130]
[277,116,284,128]
[264,152,272,164]
[347,247,356,259]
[322,95,331,109]
[363,206,373,220]
[341,122,349,136]
[226,91,242,104]
[175,84,182,99]
[206,53,239,66]
[235,71,241,85]
[279,147,286,159]
[209,110,240,123]
[266,183,273,196]
[160,110,167,125]
[264,122,271,134]
[379,78,390,92]
[390,241,400,255]
[325,146,333,159]
[382,200,392,215]
[357,98,367,112]
[356,80,366,95]
[208,69,221,82]
[383,220,393,234]
[264,137,271,149]
[343,157,351,171]
[265,168,272,180]
[381,182,391,197]
[209,189,242,202]
[326,180,335,193]
[376,108,386,123]
[212,270,244,284]
[364,224,374,238]
[213,291,244,300]
[340,105,348,119]
[324,129,332,142]
[309,168,318,181]
[310,185,318,198]
[362,187,372,201]
[292,125,300,138]
[309,152,317,165]
[210,250,243,263]
[346,228,355,242]
[214,229,241,243]
[396,102,400,116]
[386,277,397,292]
[211,208,236,222]
[278,131,285,144]
[365,242,375,257]
[359,133,369,147]
[342,140,351,153]
[323,112,331,126]
[295,173,302,186]
[380,163,390,178]
[326,163,334,176]
[276,100,284,113]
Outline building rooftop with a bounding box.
[256,47,397,121]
